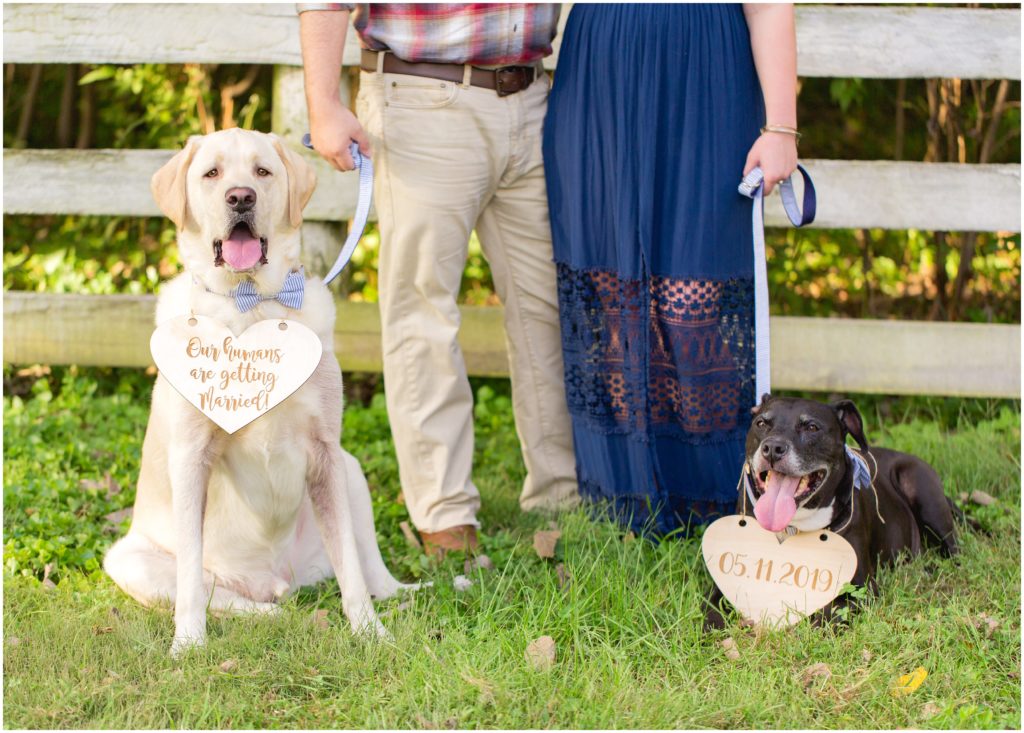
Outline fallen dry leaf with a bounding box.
[525,635,556,670]
[891,666,928,697]
[104,508,133,532]
[921,701,942,719]
[555,563,571,592]
[721,637,740,661]
[80,473,121,498]
[461,672,496,705]
[969,490,996,506]
[42,578,57,591]
[42,563,54,583]
[464,554,494,574]
[414,714,434,729]
[310,609,330,630]
[623,531,636,544]
[861,648,873,663]
[970,612,1000,638]
[92,625,114,635]
[533,530,561,559]
[396,491,405,505]
[399,521,422,549]
[800,662,833,690]
[219,659,238,673]
[957,492,969,503]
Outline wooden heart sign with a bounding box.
[150,314,322,434]
[701,515,858,628]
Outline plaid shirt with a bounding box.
[297,3,561,65]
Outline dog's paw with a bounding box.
[169,632,205,658]
[354,616,392,642]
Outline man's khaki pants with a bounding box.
[356,67,578,533]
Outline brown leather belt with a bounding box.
[360,49,536,97]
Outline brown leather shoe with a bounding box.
[420,524,479,559]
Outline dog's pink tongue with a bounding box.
[754,472,800,532]
[222,229,262,270]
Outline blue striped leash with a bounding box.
[301,133,374,285]
[738,164,817,405]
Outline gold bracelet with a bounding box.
[760,124,801,143]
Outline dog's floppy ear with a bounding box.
[270,134,317,229]
[831,399,869,452]
[151,136,201,229]
[751,393,772,414]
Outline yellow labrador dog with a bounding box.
[104,128,409,656]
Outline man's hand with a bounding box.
[310,99,373,172]
[299,8,370,172]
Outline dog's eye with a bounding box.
[204,168,219,178]
[256,167,271,177]
[755,418,767,429]
[802,422,820,432]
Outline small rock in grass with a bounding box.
[453,575,473,592]
[800,662,833,690]
[525,635,556,670]
[970,490,996,506]
[219,659,238,673]
[533,530,561,559]
[720,637,740,661]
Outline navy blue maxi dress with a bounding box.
[543,4,765,536]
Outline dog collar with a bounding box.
[194,268,305,313]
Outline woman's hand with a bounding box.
[743,132,798,195]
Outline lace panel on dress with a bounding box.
[557,263,755,444]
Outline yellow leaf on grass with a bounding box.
[891,666,928,697]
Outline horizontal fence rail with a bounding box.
[4,4,1021,79]
[4,292,1020,399]
[3,3,1021,399]
[4,150,1020,232]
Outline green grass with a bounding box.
[3,369,1021,729]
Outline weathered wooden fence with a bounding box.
[3,3,1021,398]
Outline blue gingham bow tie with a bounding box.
[230,268,305,313]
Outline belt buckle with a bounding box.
[495,66,528,97]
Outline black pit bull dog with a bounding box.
[704,395,959,630]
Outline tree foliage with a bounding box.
[2,63,1020,323]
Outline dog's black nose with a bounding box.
[225,187,256,212]
[760,439,789,463]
